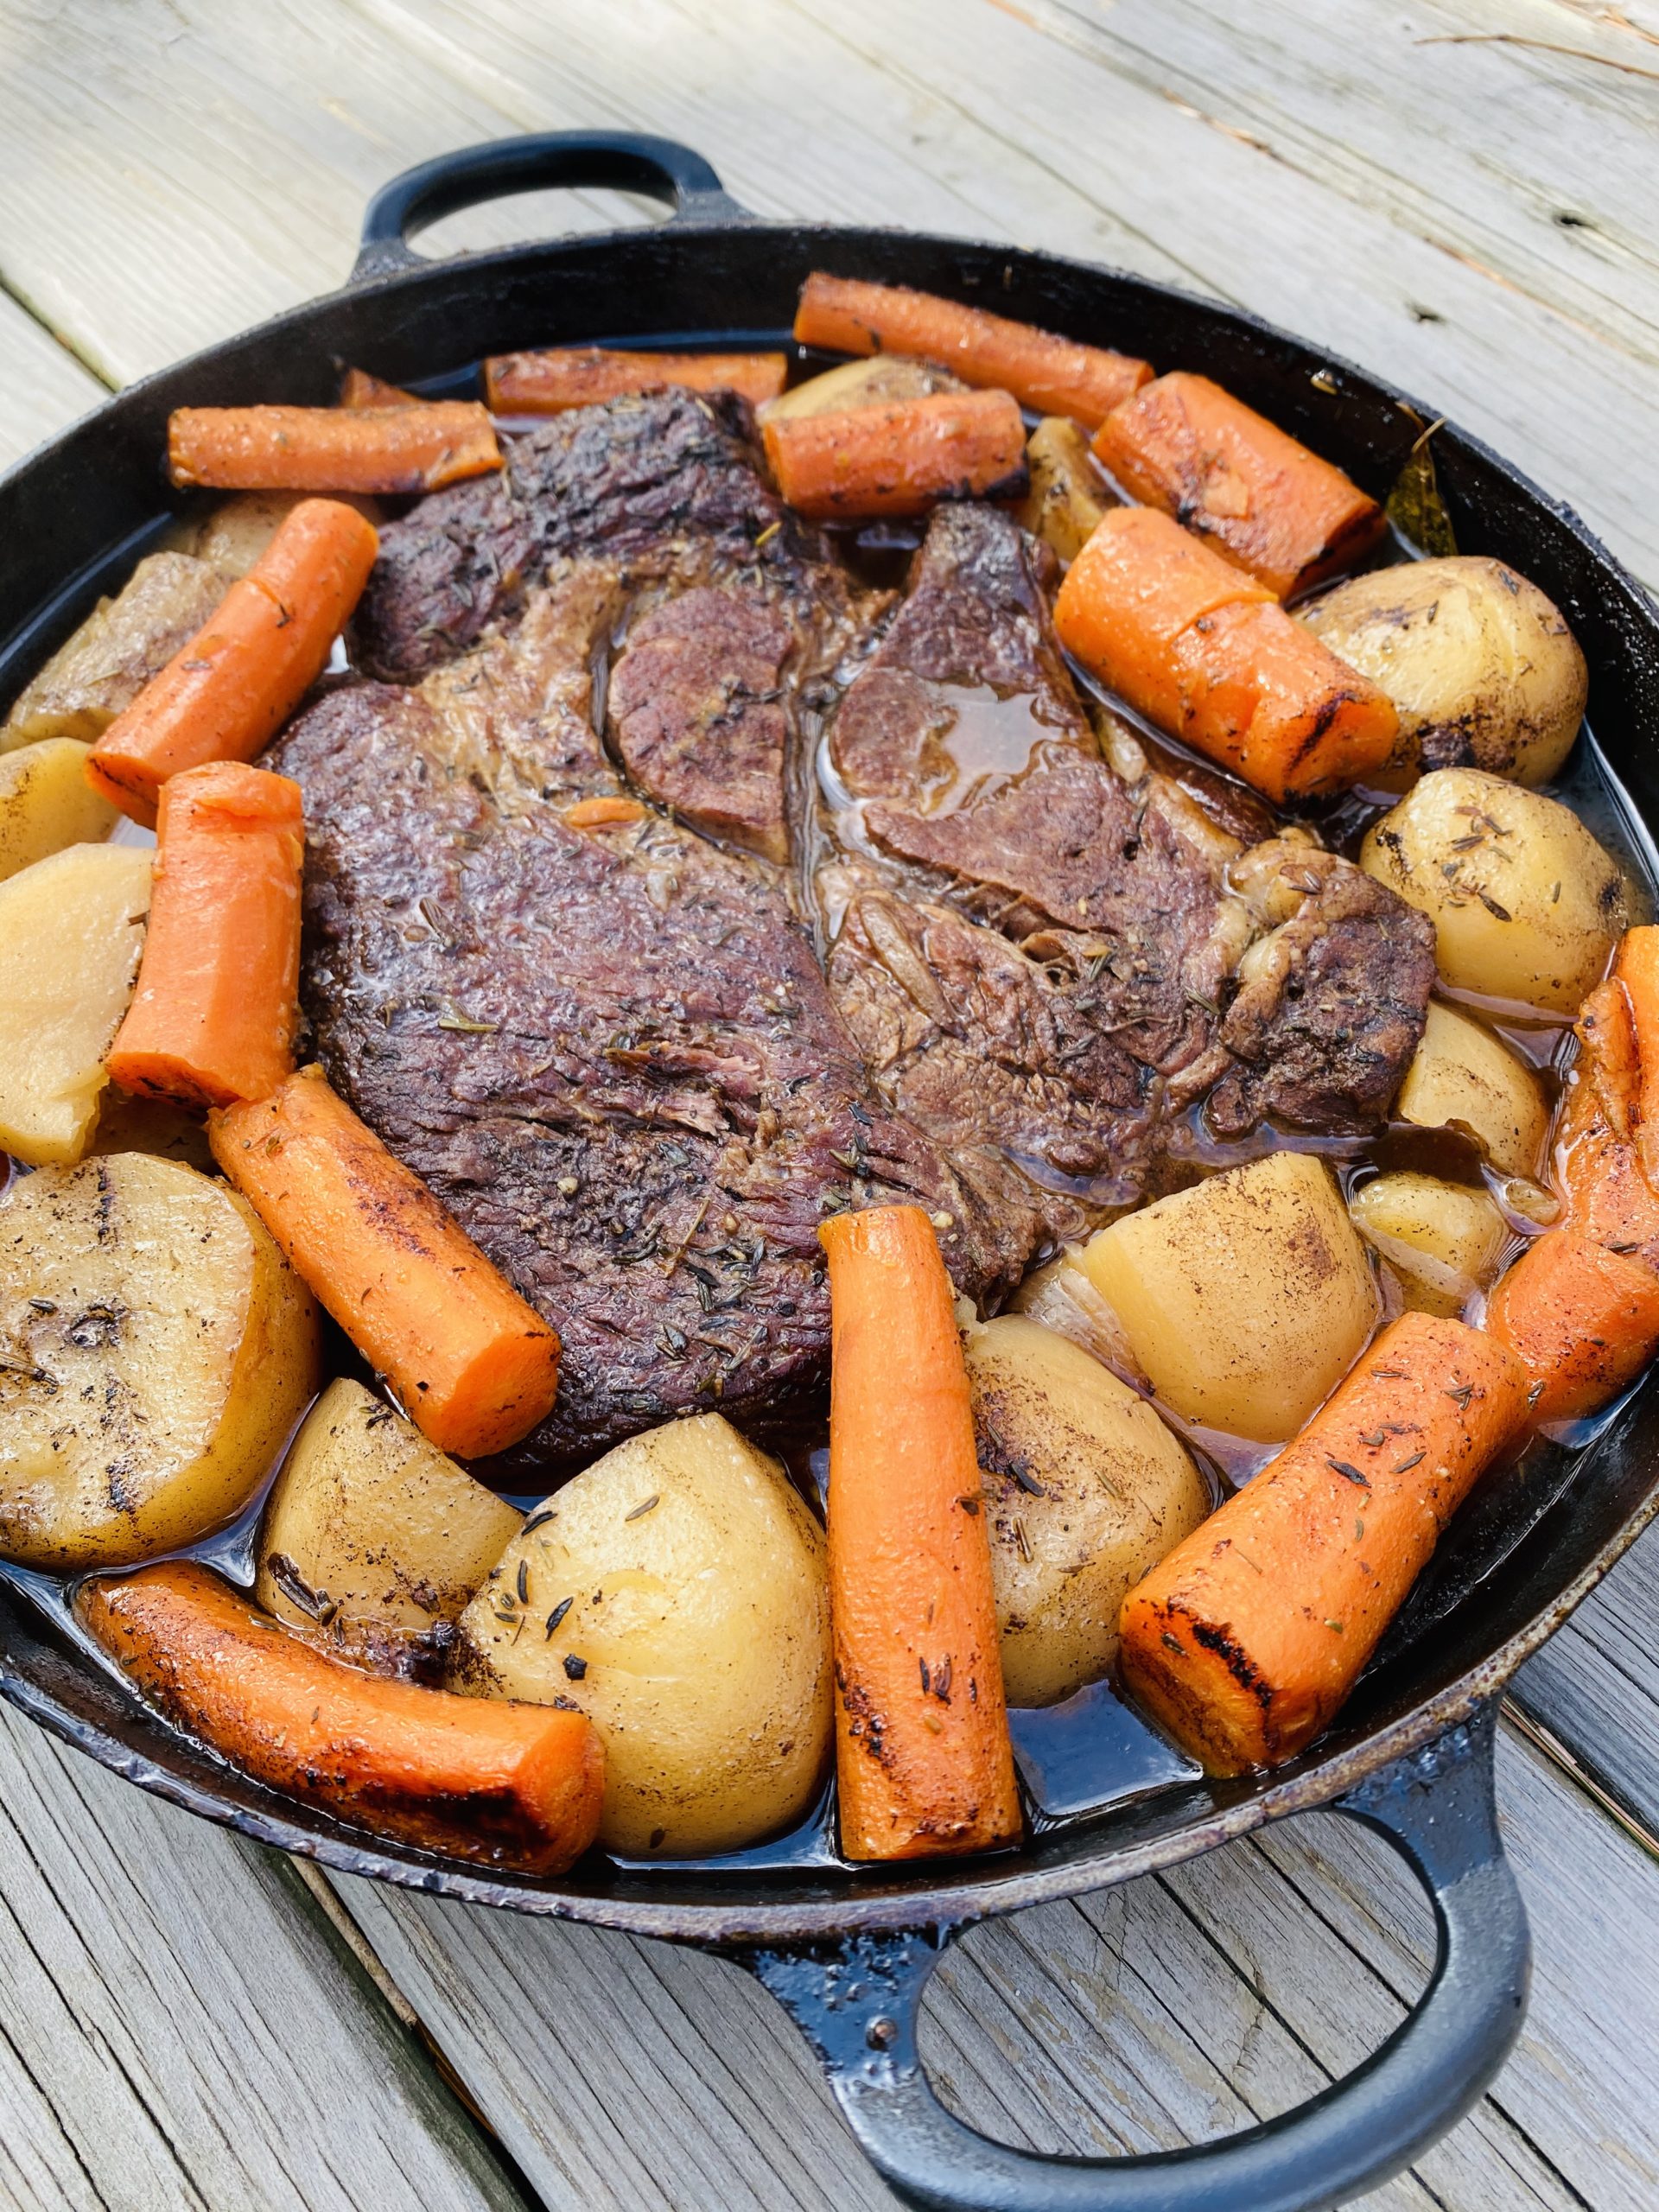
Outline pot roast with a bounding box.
[271,389,1432,1470]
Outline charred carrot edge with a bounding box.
[338,366,421,409]
[107,762,304,1109]
[486,347,788,414]
[1614,926,1659,1187]
[85,498,378,827]
[794,271,1151,428]
[763,388,1028,522]
[1092,372,1385,598]
[168,403,499,494]
[1575,976,1638,1142]
[818,1204,1020,1860]
[1120,1311,1529,1775]
[78,1562,603,1875]
[209,1065,560,1459]
[563,795,647,830]
[1052,505,1397,802]
[1485,1226,1659,1426]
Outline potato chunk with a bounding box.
[1015,417,1116,563]
[185,490,381,581]
[0,739,118,881]
[758,354,963,423]
[456,1414,831,1857]
[0,844,151,1165]
[1360,766,1626,1011]
[256,1379,523,1678]
[0,1154,319,1569]
[1395,1001,1548,1179]
[1349,1171,1510,1318]
[1078,1152,1380,1442]
[964,1317,1208,1706]
[1300,556,1588,786]
[3,552,226,748]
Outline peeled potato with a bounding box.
[1395,1001,1548,1179]
[1349,1171,1510,1318]
[1078,1152,1380,1443]
[0,843,151,1165]
[455,1414,831,1857]
[0,1153,319,1570]
[1016,417,1116,564]
[964,1317,1208,1706]
[0,738,118,881]
[1360,766,1626,1012]
[256,1378,523,1678]
[1300,556,1587,786]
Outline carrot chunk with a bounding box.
[168,403,499,493]
[86,498,378,827]
[763,388,1027,521]
[1120,1311,1529,1774]
[794,271,1151,427]
[1052,505,1397,802]
[1486,1227,1659,1426]
[338,366,421,408]
[1092,372,1385,597]
[78,1562,603,1874]
[562,795,647,830]
[1614,926,1659,1187]
[818,1204,1021,1860]
[209,1065,560,1459]
[486,347,787,414]
[107,762,303,1109]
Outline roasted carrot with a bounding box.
[107,762,303,1109]
[1053,505,1398,802]
[763,388,1027,521]
[1613,926,1659,1187]
[1485,1227,1659,1426]
[1575,976,1638,1141]
[1091,372,1386,598]
[78,1562,603,1874]
[209,1064,560,1459]
[794,271,1151,427]
[486,346,788,415]
[818,1204,1020,1860]
[1120,1311,1529,1774]
[168,403,499,493]
[338,366,420,409]
[86,498,378,827]
[1557,1074,1659,1274]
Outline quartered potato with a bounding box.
[1299,556,1587,786]
[184,490,381,581]
[1015,416,1116,563]
[0,1154,319,1571]
[456,1414,831,1857]
[86,1089,217,1174]
[964,1316,1208,1706]
[1349,1171,1510,1318]
[1078,1152,1380,1443]
[1395,1001,1548,1179]
[0,843,151,1166]
[1361,766,1626,1011]
[256,1378,523,1678]
[0,738,118,881]
[2,551,225,747]
[758,354,964,423]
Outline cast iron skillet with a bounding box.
[3,132,1659,2212]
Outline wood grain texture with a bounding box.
[0,293,105,472]
[336,1723,1656,2210]
[0,1701,528,2212]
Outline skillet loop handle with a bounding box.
[748,1704,1528,2212]
[352,130,753,283]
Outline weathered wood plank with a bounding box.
[335,1724,1648,2211]
[0,292,105,472]
[0,1701,529,2212]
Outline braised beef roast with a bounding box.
[276,390,1432,1471]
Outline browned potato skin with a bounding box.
[966,1317,1208,1706]
[1300,556,1587,786]
[184,490,382,580]
[1015,417,1117,563]
[256,1378,524,1681]
[758,354,964,423]
[2,552,225,747]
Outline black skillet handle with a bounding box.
[351,130,755,283]
[748,1705,1528,2212]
